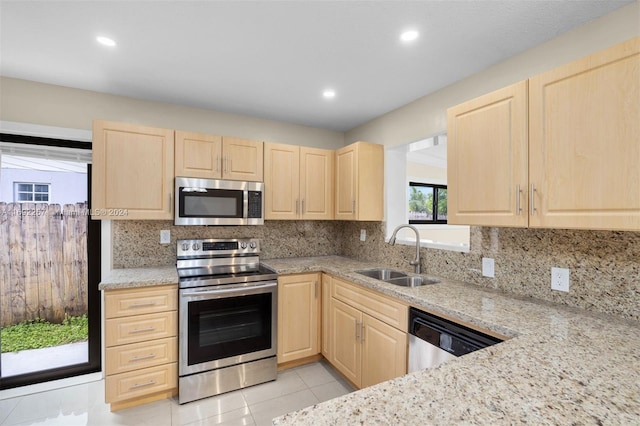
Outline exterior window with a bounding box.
[408,182,447,224]
[14,182,50,203]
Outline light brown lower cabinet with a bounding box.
[103,285,178,411]
[277,273,321,364]
[326,276,408,389]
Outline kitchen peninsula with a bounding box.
[263,256,640,425]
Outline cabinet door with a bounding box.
[334,145,357,220]
[447,81,529,227]
[300,147,334,220]
[529,37,640,231]
[321,274,332,360]
[354,142,384,221]
[277,273,320,364]
[92,120,174,220]
[175,131,222,179]
[222,137,264,182]
[361,314,407,389]
[264,143,300,220]
[330,298,361,387]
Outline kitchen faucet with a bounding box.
[388,224,421,274]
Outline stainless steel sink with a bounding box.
[355,269,439,287]
[355,268,407,280]
[384,276,440,287]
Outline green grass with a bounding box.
[1,315,88,353]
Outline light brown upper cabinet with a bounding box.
[447,37,639,231]
[528,37,639,231]
[92,120,174,220]
[264,142,334,220]
[175,131,263,182]
[175,131,222,179]
[447,81,529,227]
[334,141,384,221]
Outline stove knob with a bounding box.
[240,242,248,249]
[192,242,200,251]
[181,242,190,251]
[249,242,257,249]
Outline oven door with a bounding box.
[179,281,277,376]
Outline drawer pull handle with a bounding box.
[130,380,156,389]
[129,354,156,362]
[129,327,156,334]
[129,302,156,308]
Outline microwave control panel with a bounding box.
[248,191,262,218]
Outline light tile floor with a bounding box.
[0,361,354,426]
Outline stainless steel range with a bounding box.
[176,238,278,404]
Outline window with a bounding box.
[408,182,447,224]
[14,182,50,202]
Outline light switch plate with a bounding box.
[160,230,171,244]
[482,257,495,278]
[360,229,366,241]
[551,267,570,292]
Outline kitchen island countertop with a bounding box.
[262,256,640,425]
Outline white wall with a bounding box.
[0,78,345,150]
[407,162,446,183]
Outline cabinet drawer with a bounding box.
[105,285,177,319]
[106,311,177,347]
[106,337,177,375]
[332,277,408,332]
[105,363,177,403]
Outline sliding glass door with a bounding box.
[0,134,100,389]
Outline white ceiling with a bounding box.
[0,1,633,132]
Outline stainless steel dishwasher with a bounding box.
[408,307,503,373]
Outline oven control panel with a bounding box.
[177,238,260,258]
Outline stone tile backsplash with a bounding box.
[112,220,639,321]
[112,220,341,268]
[339,222,640,321]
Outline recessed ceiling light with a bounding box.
[323,89,336,99]
[400,30,419,42]
[96,36,116,47]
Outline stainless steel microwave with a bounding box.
[174,177,264,225]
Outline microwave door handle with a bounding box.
[243,190,249,219]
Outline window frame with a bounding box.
[14,181,51,203]
[408,181,447,224]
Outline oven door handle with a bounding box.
[181,281,277,297]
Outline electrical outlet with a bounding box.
[551,267,570,292]
[360,229,366,242]
[160,230,171,244]
[482,257,495,278]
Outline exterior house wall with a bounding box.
[0,169,87,204]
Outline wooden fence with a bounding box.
[0,202,88,327]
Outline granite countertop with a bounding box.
[98,266,178,290]
[263,256,640,425]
